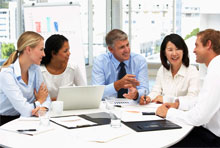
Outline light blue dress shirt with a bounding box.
[0,59,51,117]
[92,52,149,101]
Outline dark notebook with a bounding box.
[79,112,111,125]
[123,120,182,132]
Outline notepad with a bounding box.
[50,116,97,129]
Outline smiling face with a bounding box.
[109,39,130,62]
[165,41,183,68]
[29,39,45,65]
[193,36,208,64]
[52,41,70,64]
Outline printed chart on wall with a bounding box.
[24,2,86,83]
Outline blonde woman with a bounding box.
[0,31,51,126]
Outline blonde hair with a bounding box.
[2,31,44,68]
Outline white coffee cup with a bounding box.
[52,101,63,114]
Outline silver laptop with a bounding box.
[57,85,105,110]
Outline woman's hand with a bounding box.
[34,82,48,104]
[139,95,151,105]
[152,95,163,104]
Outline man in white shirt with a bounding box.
[156,29,220,147]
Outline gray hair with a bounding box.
[105,29,128,48]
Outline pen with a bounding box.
[142,112,155,115]
[144,90,147,103]
[114,105,122,108]
[17,129,37,132]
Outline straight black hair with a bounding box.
[41,34,68,66]
[160,34,189,70]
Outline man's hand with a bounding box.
[156,104,169,118]
[123,87,138,100]
[34,82,48,104]
[139,96,151,105]
[152,95,163,104]
[114,74,140,91]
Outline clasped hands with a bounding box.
[114,74,140,99]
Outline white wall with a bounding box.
[199,0,220,85]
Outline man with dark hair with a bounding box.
[92,29,149,101]
[156,29,220,147]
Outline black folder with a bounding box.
[123,120,182,132]
[79,112,111,125]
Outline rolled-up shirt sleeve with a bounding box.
[92,57,117,98]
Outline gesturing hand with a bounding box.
[123,87,139,100]
[114,74,140,91]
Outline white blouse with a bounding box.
[40,63,86,99]
[149,64,200,108]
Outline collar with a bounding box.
[176,64,187,77]
[109,52,130,70]
[13,58,37,79]
[40,65,47,72]
[207,55,220,71]
[165,64,187,77]
[14,58,22,78]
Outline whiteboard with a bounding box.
[24,2,87,83]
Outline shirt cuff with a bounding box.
[35,101,41,107]
[178,97,190,111]
[166,108,177,121]
[102,83,117,99]
[107,83,117,94]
